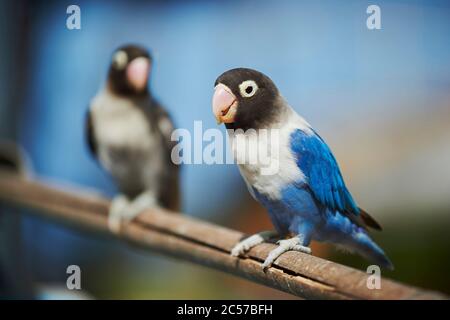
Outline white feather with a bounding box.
[229,104,313,200]
[89,87,164,193]
[90,88,154,150]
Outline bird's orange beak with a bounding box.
[212,84,238,124]
[126,57,150,92]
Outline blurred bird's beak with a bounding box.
[126,57,150,92]
[212,84,238,124]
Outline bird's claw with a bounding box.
[108,191,157,234]
[231,231,278,257]
[262,237,311,271]
[231,234,265,257]
[230,242,249,257]
[108,195,130,234]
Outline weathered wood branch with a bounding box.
[0,169,446,300]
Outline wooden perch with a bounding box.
[0,169,447,300]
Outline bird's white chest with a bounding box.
[90,92,152,150]
[229,126,304,200]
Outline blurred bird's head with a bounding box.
[108,44,152,96]
[213,68,280,130]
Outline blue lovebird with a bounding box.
[212,68,393,270]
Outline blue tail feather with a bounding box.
[320,210,394,270]
[351,231,394,270]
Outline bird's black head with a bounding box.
[213,68,280,130]
[107,44,152,96]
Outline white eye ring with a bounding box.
[239,80,258,98]
[113,50,128,70]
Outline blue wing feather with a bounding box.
[290,129,360,216]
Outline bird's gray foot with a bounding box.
[231,230,278,257]
[108,194,130,233]
[108,191,157,234]
[127,190,157,215]
[262,236,311,271]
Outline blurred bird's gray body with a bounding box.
[89,86,178,208]
[86,44,179,233]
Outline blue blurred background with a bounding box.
[0,0,449,298]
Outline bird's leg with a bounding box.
[231,230,278,257]
[108,190,157,234]
[108,194,130,234]
[262,234,312,271]
[127,190,158,216]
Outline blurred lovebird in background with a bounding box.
[0,0,449,300]
[86,44,180,233]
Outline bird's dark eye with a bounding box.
[112,50,128,70]
[239,80,258,98]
